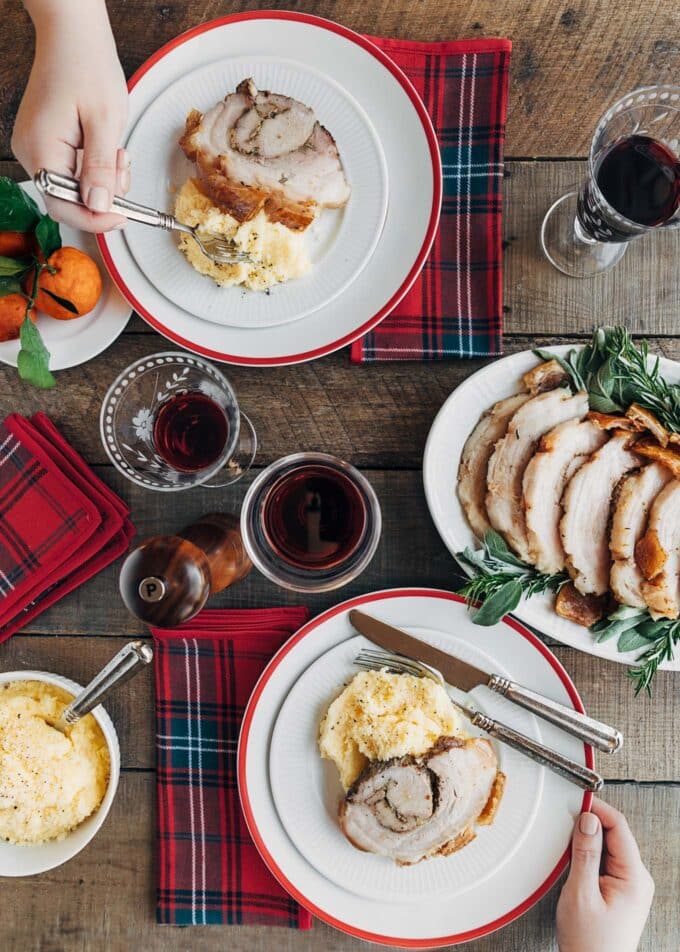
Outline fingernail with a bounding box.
[119,167,131,193]
[118,148,131,169]
[579,813,599,836]
[86,186,111,213]
[111,220,127,231]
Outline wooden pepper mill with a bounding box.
[119,513,252,627]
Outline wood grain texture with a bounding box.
[1,0,679,158]
[3,634,676,782]
[2,774,674,952]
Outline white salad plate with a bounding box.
[124,56,388,330]
[97,11,441,365]
[239,589,592,947]
[423,344,680,670]
[0,182,131,372]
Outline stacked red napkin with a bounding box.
[152,607,313,928]
[0,413,134,641]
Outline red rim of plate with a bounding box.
[238,588,594,947]
[96,10,443,365]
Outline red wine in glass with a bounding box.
[578,134,680,242]
[262,464,367,570]
[153,391,229,473]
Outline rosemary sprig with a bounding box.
[456,530,568,626]
[535,326,680,430]
[591,605,680,696]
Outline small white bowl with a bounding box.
[0,670,121,877]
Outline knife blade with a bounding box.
[348,610,490,693]
[348,609,624,754]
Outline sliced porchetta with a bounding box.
[457,393,531,540]
[560,431,641,596]
[485,389,589,562]
[339,737,503,865]
[180,78,350,231]
[636,480,680,618]
[523,419,608,575]
[609,463,672,608]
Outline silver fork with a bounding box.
[34,169,253,266]
[355,647,603,792]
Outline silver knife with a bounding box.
[349,610,622,754]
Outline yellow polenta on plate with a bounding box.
[318,669,464,790]
[174,178,311,291]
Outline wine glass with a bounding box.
[100,352,257,491]
[540,86,680,278]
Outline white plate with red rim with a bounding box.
[238,589,592,947]
[96,11,441,365]
[124,55,388,329]
[0,182,131,372]
[423,345,680,669]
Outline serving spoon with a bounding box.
[51,640,153,734]
[34,169,253,267]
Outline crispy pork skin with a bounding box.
[609,463,672,608]
[523,419,608,575]
[637,480,680,619]
[560,431,641,596]
[458,393,531,541]
[339,737,501,865]
[485,389,589,562]
[180,79,350,230]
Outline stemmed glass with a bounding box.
[541,86,680,278]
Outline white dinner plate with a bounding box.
[269,634,542,904]
[239,589,592,947]
[423,345,680,670]
[97,11,441,365]
[124,56,388,329]
[0,182,131,371]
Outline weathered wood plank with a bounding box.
[5,332,680,468]
[2,774,674,951]
[1,1,679,159]
[2,634,676,782]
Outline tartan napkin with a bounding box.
[351,36,512,361]
[0,413,133,640]
[152,607,313,928]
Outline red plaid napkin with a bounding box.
[152,607,313,928]
[0,414,134,640]
[351,37,512,361]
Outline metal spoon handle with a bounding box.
[467,709,603,792]
[34,169,176,229]
[488,675,623,753]
[58,641,153,728]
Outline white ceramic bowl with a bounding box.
[0,670,121,877]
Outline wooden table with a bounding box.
[2,1,679,949]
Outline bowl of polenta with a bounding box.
[0,670,120,876]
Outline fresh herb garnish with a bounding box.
[456,530,568,626]
[591,605,680,696]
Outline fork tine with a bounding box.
[354,651,422,675]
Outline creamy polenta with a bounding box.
[0,681,110,844]
[319,670,464,790]
[174,178,311,291]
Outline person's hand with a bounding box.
[556,797,654,952]
[12,0,129,232]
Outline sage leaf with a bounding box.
[17,315,54,389]
[618,628,658,653]
[0,178,40,232]
[35,214,61,258]
[472,579,523,626]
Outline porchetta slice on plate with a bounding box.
[339,737,504,865]
[523,419,608,575]
[485,389,589,563]
[560,431,641,596]
[180,78,351,231]
[636,479,680,618]
[609,463,672,608]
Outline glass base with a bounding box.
[201,412,257,488]
[540,189,628,278]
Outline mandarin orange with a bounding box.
[0,294,35,342]
[34,247,102,320]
